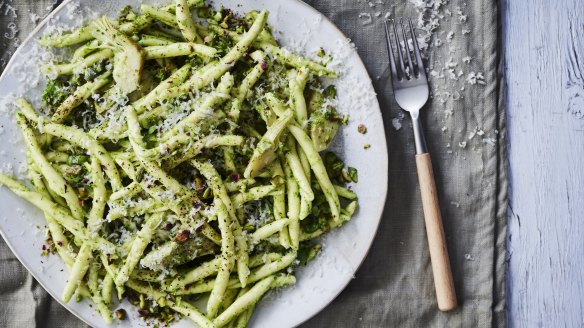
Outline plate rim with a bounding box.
[0,2,100,327]
[0,1,389,327]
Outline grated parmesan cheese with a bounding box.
[391,118,402,131]
[466,72,486,85]
[4,22,18,40]
[358,13,373,26]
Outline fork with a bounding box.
[384,18,458,311]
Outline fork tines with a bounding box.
[383,18,425,81]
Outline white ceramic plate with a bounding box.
[0,0,388,327]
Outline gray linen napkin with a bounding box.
[0,0,506,327]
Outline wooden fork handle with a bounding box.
[415,153,458,311]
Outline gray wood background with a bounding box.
[502,0,584,326]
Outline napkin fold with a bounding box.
[0,0,506,327]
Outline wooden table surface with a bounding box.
[502,0,584,326]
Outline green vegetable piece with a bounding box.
[309,110,340,152]
[52,71,112,123]
[341,114,349,125]
[41,80,68,108]
[342,166,358,183]
[323,152,344,180]
[296,242,322,266]
[67,155,89,166]
[324,85,336,99]
[91,17,145,93]
[301,213,327,234]
[307,89,341,151]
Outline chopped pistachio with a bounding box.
[115,309,127,320]
[341,114,349,125]
[357,124,367,134]
[342,166,358,183]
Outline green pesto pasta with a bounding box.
[0,2,358,327]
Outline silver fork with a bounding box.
[384,18,458,312]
